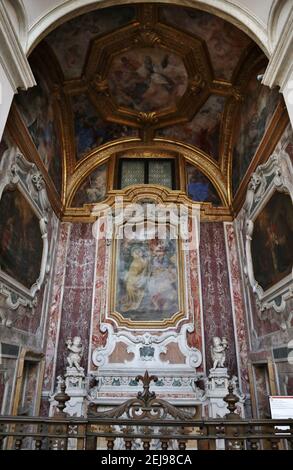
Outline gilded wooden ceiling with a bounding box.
[7,3,287,221]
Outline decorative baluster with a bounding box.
[107,437,115,450]
[104,425,115,450]
[143,439,151,450]
[178,426,190,450]
[14,438,23,450]
[249,439,259,450]
[161,439,169,450]
[247,425,259,450]
[224,382,240,419]
[54,377,70,417]
[159,427,171,450]
[125,439,132,450]
[178,439,186,450]
[35,439,43,450]
[123,426,133,450]
[270,438,279,450]
[142,426,151,450]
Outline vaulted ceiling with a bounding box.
[6,2,286,219]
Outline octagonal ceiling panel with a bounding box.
[84,19,212,127]
[107,48,188,113]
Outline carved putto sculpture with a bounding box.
[210,336,228,369]
[66,336,84,372]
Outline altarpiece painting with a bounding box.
[111,222,182,323]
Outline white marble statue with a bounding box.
[66,336,84,372]
[210,336,228,369]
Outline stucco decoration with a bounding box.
[0,146,51,310]
[242,150,293,312]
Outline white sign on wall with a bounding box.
[269,396,293,419]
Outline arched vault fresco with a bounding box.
[1,3,288,218]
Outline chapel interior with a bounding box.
[0,0,293,451]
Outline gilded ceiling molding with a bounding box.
[233,100,289,214]
[60,13,214,131]
[65,139,228,208]
[220,96,239,206]
[57,91,76,183]
[63,185,232,223]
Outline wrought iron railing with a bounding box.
[0,372,292,450]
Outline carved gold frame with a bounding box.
[108,217,188,329]
[63,142,231,222]
[243,151,293,312]
[0,147,51,309]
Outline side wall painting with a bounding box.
[251,192,293,291]
[186,163,221,205]
[232,69,280,195]
[71,164,108,206]
[0,189,43,289]
[15,69,62,195]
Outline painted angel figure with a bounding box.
[66,336,84,372]
[211,336,228,369]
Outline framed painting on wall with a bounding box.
[109,219,186,328]
[0,147,51,309]
[243,151,293,311]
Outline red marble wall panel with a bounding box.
[55,223,96,378]
[186,236,203,357]
[90,228,108,362]
[225,223,250,392]
[43,223,71,392]
[199,222,238,376]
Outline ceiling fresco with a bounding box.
[107,48,188,112]
[232,66,281,194]
[45,6,136,80]
[71,164,108,207]
[15,69,62,195]
[159,6,251,80]
[5,3,287,218]
[157,95,226,161]
[71,94,138,160]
